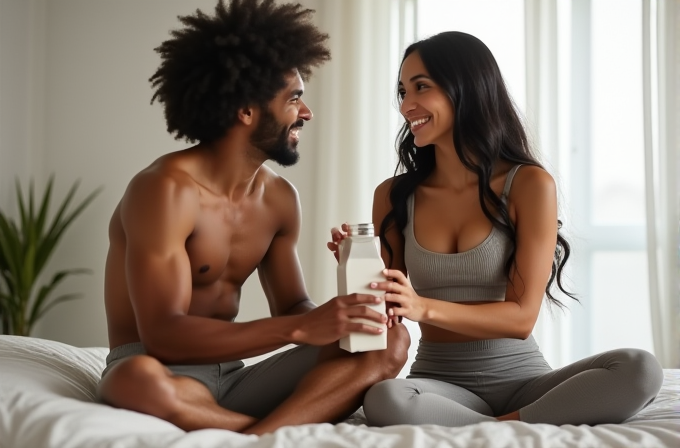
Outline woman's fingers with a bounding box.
[370,281,402,293]
[330,228,342,241]
[383,268,406,283]
[387,304,406,316]
[383,293,405,307]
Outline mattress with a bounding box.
[0,335,678,448]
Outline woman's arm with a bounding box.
[374,166,558,339]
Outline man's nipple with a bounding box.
[199,265,210,274]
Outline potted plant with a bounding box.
[0,177,101,336]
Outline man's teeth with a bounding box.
[411,117,430,127]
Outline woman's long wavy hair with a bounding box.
[380,31,577,308]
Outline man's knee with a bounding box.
[99,355,178,417]
[379,324,411,377]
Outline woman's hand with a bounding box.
[326,223,349,262]
[371,269,428,323]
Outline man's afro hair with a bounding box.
[149,0,330,143]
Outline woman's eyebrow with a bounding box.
[399,74,431,85]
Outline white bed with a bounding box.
[0,335,678,448]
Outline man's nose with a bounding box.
[298,100,314,121]
[299,100,313,121]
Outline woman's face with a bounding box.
[398,51,454,149]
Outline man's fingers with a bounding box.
[346,305,387,323]
[347,322,384,335]
[344,293,383,306]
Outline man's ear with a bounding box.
[238,107,255,125]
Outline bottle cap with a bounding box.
[348,223,374,236]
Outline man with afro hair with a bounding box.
[97,0,409,436]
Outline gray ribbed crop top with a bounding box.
[403,165,522,303]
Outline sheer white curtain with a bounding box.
[643,0,680,368]
[304,0,414,305]
[301,0,419,376]
[526,0,680,368]
[523,0,577,369]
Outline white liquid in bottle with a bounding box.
[337,223,387,352]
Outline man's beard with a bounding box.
[250,109,302,167]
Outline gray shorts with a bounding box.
[99,342,322,419]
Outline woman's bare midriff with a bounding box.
[419,300,498,343]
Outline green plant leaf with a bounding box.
[35,176,55,242]
[0,214,22,292]
[15,179,28,240]
[29,293,83,328]
[0,292,19,316]
[28,268,90,327]
[0,177,101,335]
[35,184,102,278]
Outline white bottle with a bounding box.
[337,223,387,352]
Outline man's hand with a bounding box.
[291,293,387,346]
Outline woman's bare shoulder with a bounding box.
[510,165,557,215]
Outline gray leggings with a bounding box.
[363,337,663,427]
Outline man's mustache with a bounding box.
[290,119,304,130]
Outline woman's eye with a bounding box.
[398,90,406,99]
[417,83,428,91]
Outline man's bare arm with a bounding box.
[257,179,317,317]
[122,171,383,365]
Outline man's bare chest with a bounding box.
[185,202,278,287]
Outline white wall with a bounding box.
[1,0,326,346]
[0,0,45,211]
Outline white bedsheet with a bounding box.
[0,335,678,448]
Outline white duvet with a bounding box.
[0,335,678,448]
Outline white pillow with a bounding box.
[0,335,108,401]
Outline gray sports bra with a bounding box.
[403,165,522,303]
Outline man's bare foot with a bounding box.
[496,410,520,421]
[232,416,259,433]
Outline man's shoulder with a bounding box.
[119,156,200,227]
[258,165,299,204]
[125,155,198,199]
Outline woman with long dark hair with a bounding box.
[328,31,663,427]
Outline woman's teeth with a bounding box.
[411,117,430,128]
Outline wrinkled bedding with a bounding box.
[1,335,678,448]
